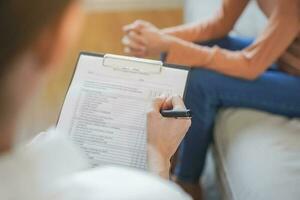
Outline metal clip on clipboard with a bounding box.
[102,54,162,74]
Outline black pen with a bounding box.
[160,109,192,118]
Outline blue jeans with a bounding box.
[172,36,300,183]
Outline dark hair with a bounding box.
[0,0,74,74]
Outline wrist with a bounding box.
[147,144,171,179]
[161,34,175,53]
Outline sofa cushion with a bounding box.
[214,109,300,200]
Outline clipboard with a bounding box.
[56,52,191,169]
[75,52,191,99]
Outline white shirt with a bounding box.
[0,131,190,200]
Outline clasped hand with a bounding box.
[122,20,173,57]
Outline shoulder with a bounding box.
[51,166,191,200]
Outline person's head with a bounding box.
[0,0,83,151]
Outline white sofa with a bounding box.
[214,109,300,200]
[184,0,300,199]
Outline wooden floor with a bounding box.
[19,9,183,137]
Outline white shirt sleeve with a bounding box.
[29,130,191,200]
[50,166,191,200]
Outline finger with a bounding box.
[123,24,137,33]
[122,36,146,52]
[133,20,148,29]
[122,24,131,33]
[128,31,148,45]
[172,96,186,110]
[172,95,185,110]
[123,20,146,33]
[131,20,151,32]
[151,96,167,112]
[162,95,186,110]
[124,48,147,58]
[124,47,147,57]
[161,96,173,110]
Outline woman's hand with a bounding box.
[122,20,173,57]
[147,96,191,179]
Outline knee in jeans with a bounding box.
[188,68,221,95]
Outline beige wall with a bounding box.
[84,0,183,10]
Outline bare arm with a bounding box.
[162,0,249,42]
[166,0,300,79]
